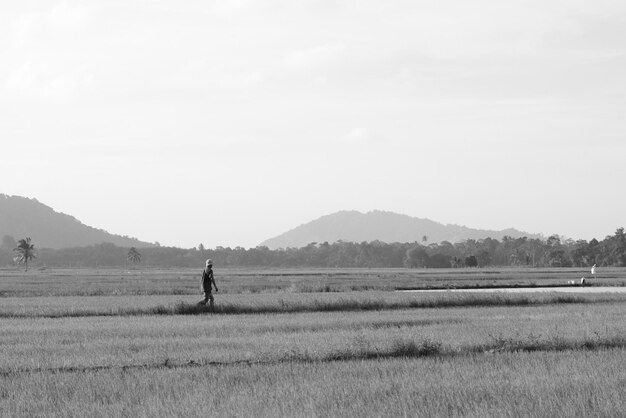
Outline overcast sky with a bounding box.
[1,0,625,248]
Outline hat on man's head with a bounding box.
[206,259,213,266]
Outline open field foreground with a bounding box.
[3,351,626,418]
[2,268,626,417]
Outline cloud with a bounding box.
[340,127,381,145]
[283,43,346,70]
[6,2,91,45]
[47,2,91,30]
[210,0,256,16]
[4,61,94,103]
[7,13,40,46]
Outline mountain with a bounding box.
[259,210,542,249]
[0,194,155,249]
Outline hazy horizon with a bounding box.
[2,0,625,248]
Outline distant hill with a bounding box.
[0,194,155,249]
[260,210,542,249]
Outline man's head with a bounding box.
[206,259,213,268]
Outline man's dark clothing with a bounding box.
[200,268,215,306]
[201,268,214,292]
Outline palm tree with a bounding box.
[13,237,36,271]
[127,247,142,264]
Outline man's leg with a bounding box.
[201,292,210,305]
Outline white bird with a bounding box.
[591,264,596,275]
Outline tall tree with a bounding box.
[127,247,142,264]
[404,245,429,268]
[464,255,478,268]
[13,237,36,271]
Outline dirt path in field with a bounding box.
[399,286,626,294]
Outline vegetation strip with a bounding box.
[3,335,626,377]
[0,294,604,318]
[5,226,625,269]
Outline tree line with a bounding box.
[1,228,625,269]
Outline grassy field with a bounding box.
[1,266,625,297]
[4,352,626,417]
[1,291,625,319]
[2,267,626,417]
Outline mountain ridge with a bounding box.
[260,210,543,249]
[1,195,543,251]
[0,194,155,249]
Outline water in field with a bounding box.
[400,286,626,293]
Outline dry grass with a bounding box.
[1,266,625,297]
[2,291,623,319]
[2,347,626,417]
[3,268,626,416]
[2,299,626,372]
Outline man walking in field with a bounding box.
[199,259,218,308]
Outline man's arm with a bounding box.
[211,271,218,292]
